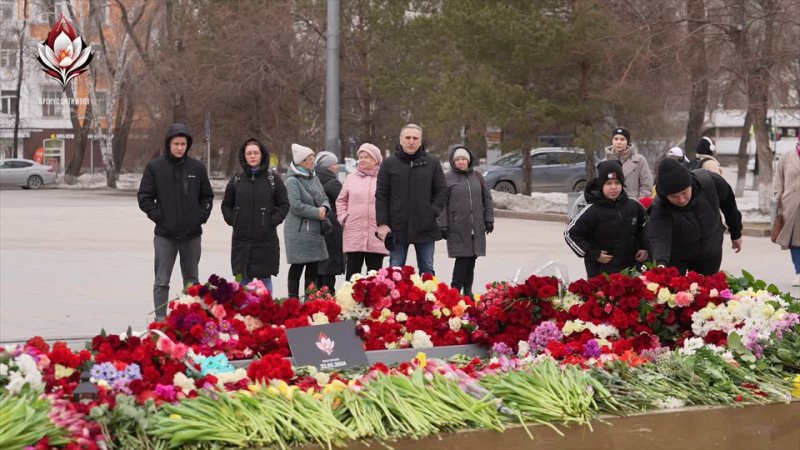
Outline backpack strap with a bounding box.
[234,169,276,191]
[691,169,718,210]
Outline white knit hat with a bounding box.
[453,148,471,162]
[291,143,314,164]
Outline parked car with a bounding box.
[0,159,57,189]
[475,147,594,194]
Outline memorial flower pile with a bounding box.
[336,266,476,349]
[1,268,797,450]
[148,276,342,358]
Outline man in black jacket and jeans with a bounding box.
[137,123,214,320]
[648,159,743,275]
[376,124,447,275]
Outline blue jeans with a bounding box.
[261,277,273,293]
[389,241,436,275]
[790,246,800,273]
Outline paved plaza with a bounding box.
[1,189,797,342]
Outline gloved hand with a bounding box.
[485,222,494,234]
[441,228,448,239]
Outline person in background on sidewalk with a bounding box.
[648,159,743,275]
[337,143,388,280]
[284,144,330,299]
[565,160,649,278]
[771,140,800,286]
[221,138,289,294]
[666,147,691,167]
[376,124,447,275]
[604,127,653,199]
[690,136,723,175]
[438,145,494,298]
[314,151,345,293]
[137,123,214,320]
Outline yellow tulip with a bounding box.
[415,352,427,368]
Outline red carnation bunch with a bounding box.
[247,353,294,383]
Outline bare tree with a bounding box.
[684,0,709,157]
[11,0,29,158]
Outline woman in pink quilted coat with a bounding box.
[336,143,389,280]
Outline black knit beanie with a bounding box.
[612,127,631,144]
[657,159,692,195]
[597,160,625,186]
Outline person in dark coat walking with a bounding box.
[314,151,345,292]
[284,144,330,299]
[565,160,649,278]
[375,124,447,275]
[648,159,743,275]
[221,138,290,293]
[137,123,214,320]
[437,145,494,297]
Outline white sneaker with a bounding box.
[793,274,800,287]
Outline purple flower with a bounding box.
[528,321,562,352]
[491,342,513,356]
[120,363,142,381]
[582,339,602,359]
[719,289,733,300]
[90,362,118,382]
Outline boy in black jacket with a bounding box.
[565,160,649,278]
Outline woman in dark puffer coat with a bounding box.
[221,138,290,293]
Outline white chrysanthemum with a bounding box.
[173,372,195,395]
[411,330,433,348]
[335,283,356,316]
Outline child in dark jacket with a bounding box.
[564,160,649,278]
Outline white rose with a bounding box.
[396,312,408,322]
[448,317,462,332]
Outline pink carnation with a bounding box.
[675,291,694,307]
[211,304,227,320]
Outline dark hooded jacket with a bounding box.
[564,177,648,278]
[648,170,742,267]
[316,167,345,275]
[437,146,494,258]
[375,145,448,245]
[137,123,214,239]
[220,139,290,279]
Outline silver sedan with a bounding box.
[0,159,57,189]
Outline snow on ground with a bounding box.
[56,173,229,192]
[52,165,771,223]
[492,165,771,223]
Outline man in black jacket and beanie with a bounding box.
[376,124,447,275]
[648,159,743,275]
[137,123,214,320]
